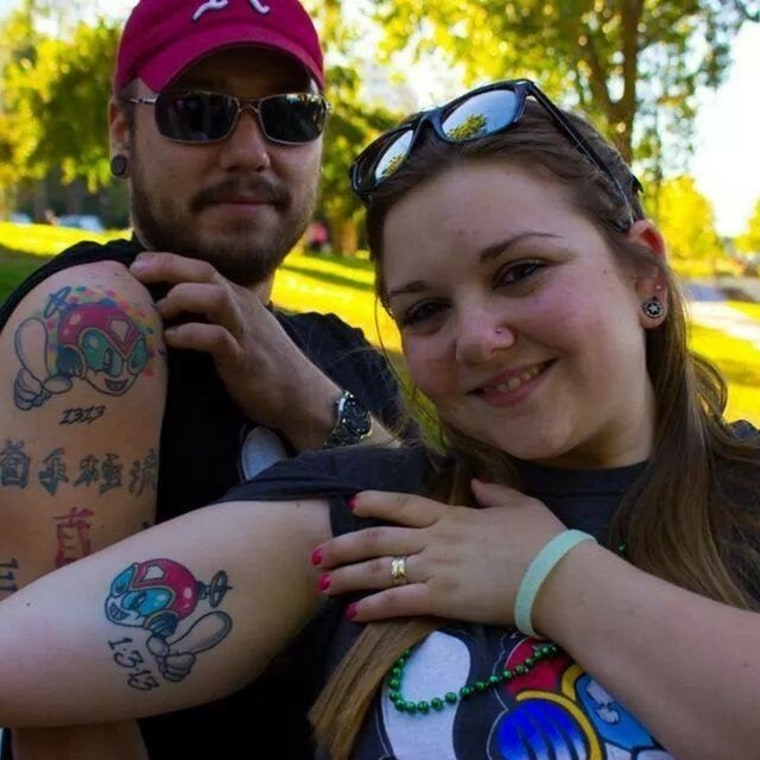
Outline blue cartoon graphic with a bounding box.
[377,630,673,759]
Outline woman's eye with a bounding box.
[399,300,448,327]
[497,260,543,285]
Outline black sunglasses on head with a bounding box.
[350,79,642,229]
[127,90,330,145]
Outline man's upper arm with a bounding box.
[0,260,167,593]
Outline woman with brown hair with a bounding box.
[304,79,760,758]
[0,80,756,759]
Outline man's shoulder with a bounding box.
[36,236,140,271]
[275,308,374,353]
[276,308,358,333]
[273,307,406,428]
[0,237,143,330]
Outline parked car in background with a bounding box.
[8,212,32,224]
[57,214,105,233]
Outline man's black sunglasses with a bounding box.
[350,79,642,228]
[127,90,330,145]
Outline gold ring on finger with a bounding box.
[390,555,409,586]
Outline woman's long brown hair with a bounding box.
[310,102,760,759]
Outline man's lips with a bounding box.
[212,194,274,205]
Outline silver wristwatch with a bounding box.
[323,390,373,447]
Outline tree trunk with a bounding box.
[331,218,359,256]
[32,179,49,223]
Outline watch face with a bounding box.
[325,391,373,447]
[343,396,372,437]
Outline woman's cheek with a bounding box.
[405,343,453,401]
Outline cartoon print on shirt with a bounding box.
[105,558,233,683]
[13,286,155,410]
[376,629,673,759]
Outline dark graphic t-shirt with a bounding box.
[223,445,676,759]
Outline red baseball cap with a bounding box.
[114,0,325,93]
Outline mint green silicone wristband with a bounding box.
[514,529,597,638]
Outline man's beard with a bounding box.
[129,156,317,288]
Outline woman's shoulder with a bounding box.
[730,419,760,442]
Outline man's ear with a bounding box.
[627,220,669,328]
[108,97,131,160]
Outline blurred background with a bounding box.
[0,0,758,423]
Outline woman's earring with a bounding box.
[642,297,664,319]
[110,155,129,178]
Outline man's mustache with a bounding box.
[190,176,290,212]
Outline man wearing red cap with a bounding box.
[0,0,406,757]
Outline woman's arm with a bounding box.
[533,538,760,760]
[0,497,330,727]
[316,481,760,759]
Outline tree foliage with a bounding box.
[303,1,399,253]
[736,199,760,254]
[0,0,757,261]
[370,0,758,176]
[654,175,722,266]
[1,13,118,191]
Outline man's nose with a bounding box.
[218,107,272,171]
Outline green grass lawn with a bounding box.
[2,223,758,425]
[0,248,51,305]
[728,301,760,321]
[0,221,124,304]
[688,323,760,425]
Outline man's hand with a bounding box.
[130,252,343,449]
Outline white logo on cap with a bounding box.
[193,0,271,23]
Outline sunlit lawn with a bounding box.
[0,220,119,256]
[728,301,760,321]
[0,221,124,304]
[1,223,758,426]
[688,323,760,425]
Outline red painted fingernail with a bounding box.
[318,573,331,592]
[347,496,357,511]
[346,603,358,620]
[310,547,323,566]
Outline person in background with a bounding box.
[0,0,407,757]
[0,79,757,759]
[306,218,331,254]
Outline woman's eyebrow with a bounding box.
[386,280,430,301]
[479,231,562,263]
[386,232,563,302]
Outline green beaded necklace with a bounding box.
[387,540,627,715]
[387,641,562,715]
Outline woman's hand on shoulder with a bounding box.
[312,480,565,626]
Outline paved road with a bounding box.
[684,277,760,348]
